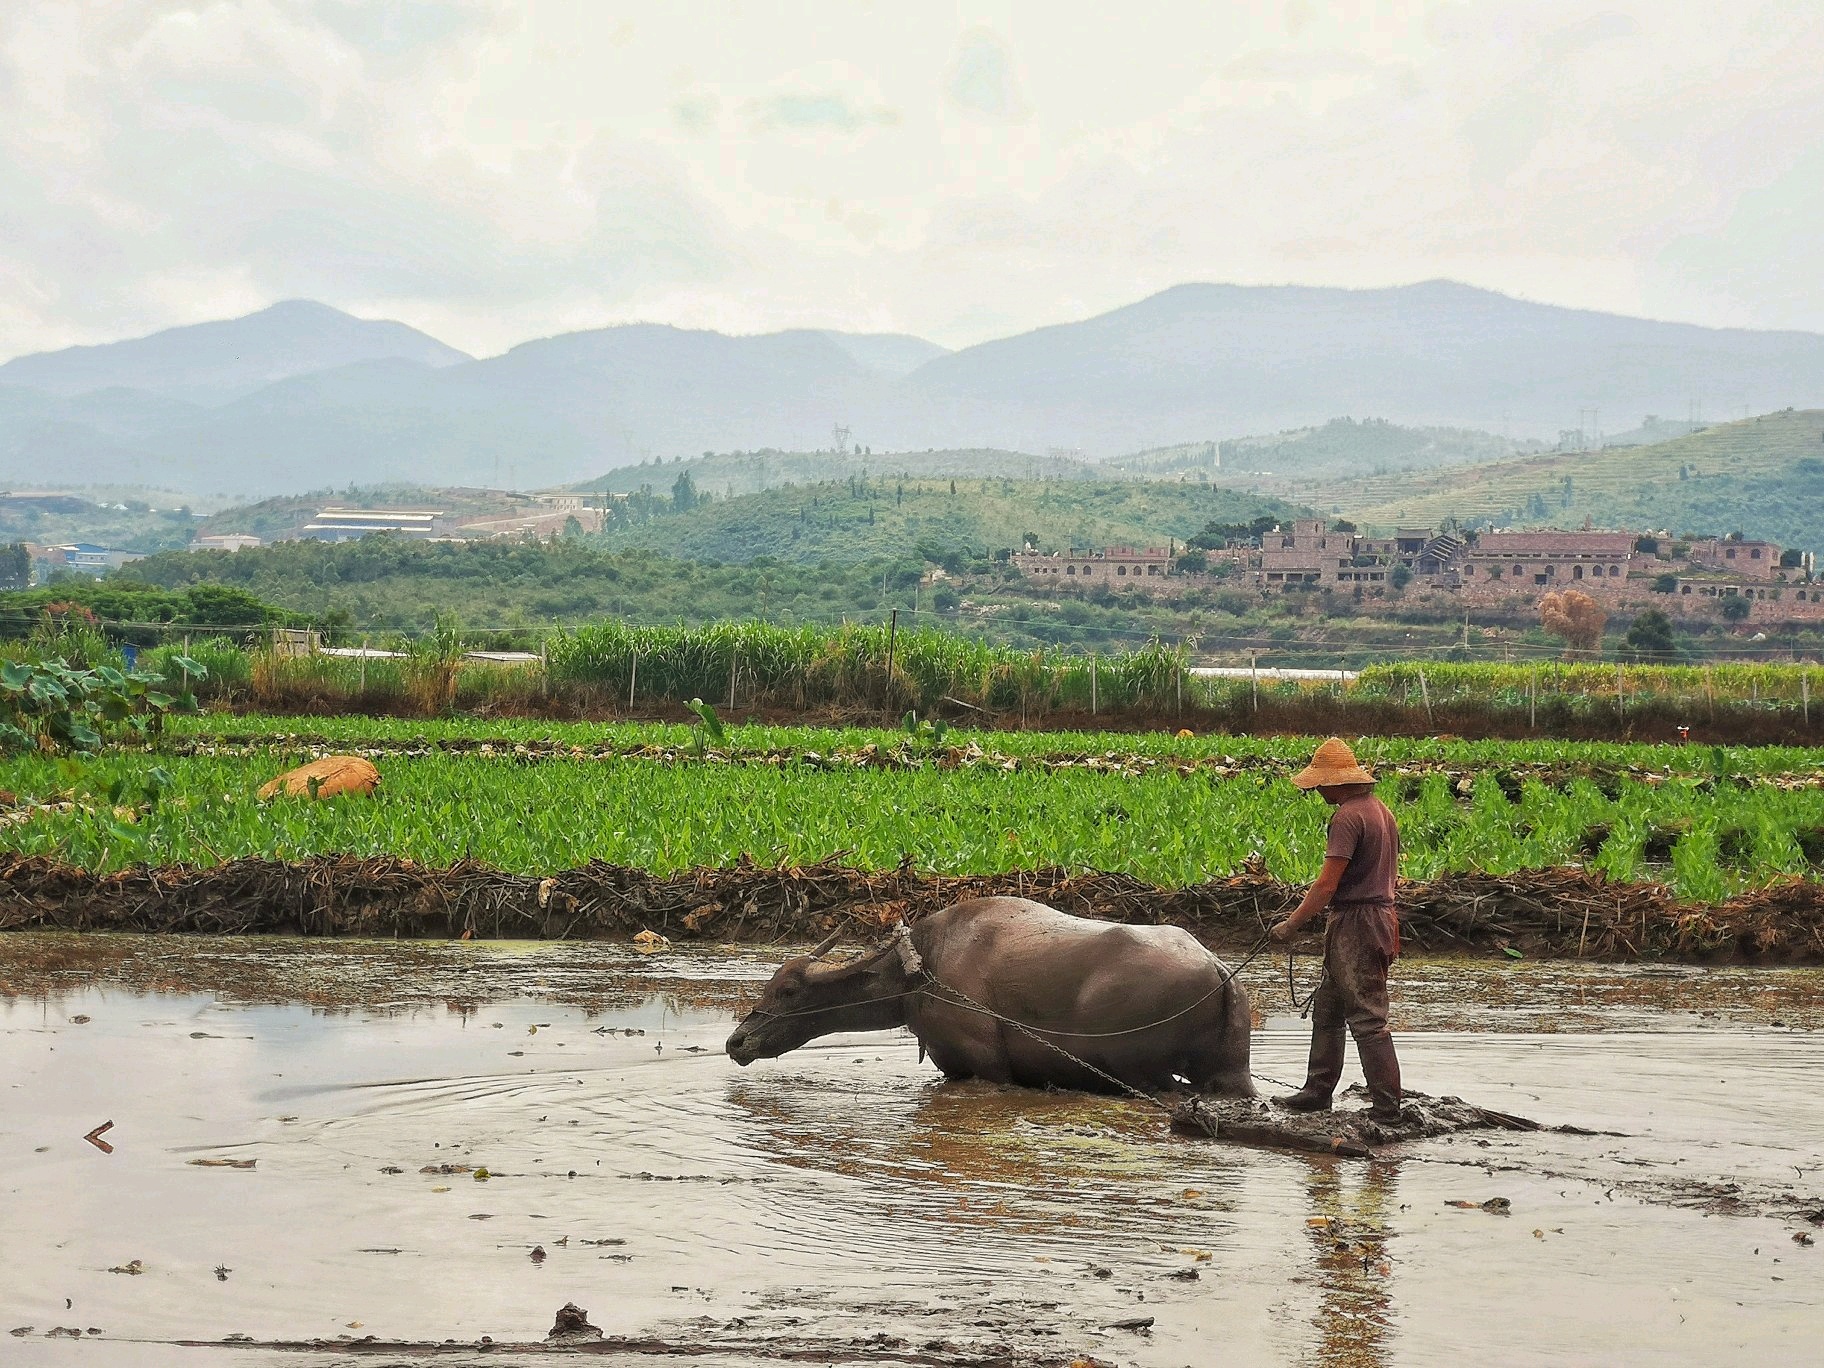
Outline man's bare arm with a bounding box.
[1271,856,1350,942]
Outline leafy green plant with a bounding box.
[901,710,951,748]
[0,656,204,755]
[684,697,726,758]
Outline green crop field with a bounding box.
[7,720,1824,902]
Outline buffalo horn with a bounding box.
[810,928,843,958]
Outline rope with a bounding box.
[744,932,1283,1137]
[905,932,1275,1134]
[739,985,926,1020]
[1287,950,1325,1020]
[914,974,1184,1120]
[920,931,1273,1041]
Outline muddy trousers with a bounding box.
[1300,904,1402,1114]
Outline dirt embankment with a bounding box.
[3,854,1821,964]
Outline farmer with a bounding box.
[1269,738,1404,1121]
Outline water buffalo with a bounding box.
[725,897,1255,1096]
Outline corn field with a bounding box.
[13,619,1824,741]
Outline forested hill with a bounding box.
[114,478,1301,630]
[594,478,1302,565]
[1344,409,1824,548]
[575,447,1107,498]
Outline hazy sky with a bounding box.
[3,1,1821,360]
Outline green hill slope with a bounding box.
[575,447,1107,499]
[598,477,1303,565]
[1344,409,1824,547]
[1220,417,1535,482]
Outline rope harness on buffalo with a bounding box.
[745,926,1284,1134]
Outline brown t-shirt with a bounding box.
[1324,793,1400,907]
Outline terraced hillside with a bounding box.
[1341,409,1824,546]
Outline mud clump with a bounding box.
[1169,1088,1564,1158]
[546,1302,601,1343]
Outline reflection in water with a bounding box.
[1303,1159,1398,1368]
[726,1063,1253,1274]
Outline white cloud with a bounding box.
[0,0,1820,360]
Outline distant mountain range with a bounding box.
[0,300,469,404]
[3,283,1823,497]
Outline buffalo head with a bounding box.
[725,928,914,1065]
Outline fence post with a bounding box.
[1616,661,1624,718]
[628,650,638,710]
[1418,667,1432,724]
[1529,665,1537,729]
[359,635,368,696]
[1090,654,1097,715]
[1804,669,1811,725]
[539,638,548,699]
[1175,662,1182,717]
[885,608,898,711]
[727,650,738,711]
[1250,652,1259,711]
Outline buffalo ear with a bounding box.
[810,928,843,959]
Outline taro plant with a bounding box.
[684,697,726,759]
[0,655,204,754]
[900,710,950,749]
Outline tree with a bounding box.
[1651,573,1677,594]
[1175,551,1208,574]
[671,471,699,513]
[1719,594,1753,622]
[0,543,29,591]
[1540,588,1606,655]
[1388,565,1412,591]
[562,515,585,538]
[1623,609,1678,661]
[1189,514,1280,550]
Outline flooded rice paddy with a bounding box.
[1,935,1821,1367]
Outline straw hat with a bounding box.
[1291,737,1375,790]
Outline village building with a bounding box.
[1683,536,1787,580]
[1457,531,1636,588]
[1009,517,1816,619]
[41,543,144,574]
[191,533,262,552]
[1010,545,1173,585]
[1251,520,1467,588]
[298,508,452,541]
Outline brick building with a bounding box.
[1684,537,1786,580]
[1458,531,1636,589]
[1010,545,1173,586]
[1010,519,1817,620]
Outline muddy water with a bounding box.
[1,937,1821,1367]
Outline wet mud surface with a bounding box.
[2,936,1822,1366]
